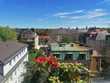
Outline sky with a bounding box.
[0,0,110,28]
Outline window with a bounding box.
[70,44,74,47]
[78,54,86,60]
[17,55,19,58]
[9,61,11,65]
[64,54,73,60]
[59,44,65,47]
[13,57,16,61]
[54,54,60,58]
[22,48,24,52]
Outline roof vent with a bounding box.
[71,44,74,47]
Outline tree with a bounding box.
[0,26,17,41]
[61,36,71,43]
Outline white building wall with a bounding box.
[34,35,40,49]
[3,47,28,83]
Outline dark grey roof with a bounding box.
[0,41,27,64]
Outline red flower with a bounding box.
[47,55,59,68]
[33,56,47,64]
[33,55,59,68]
[51,62,59,69]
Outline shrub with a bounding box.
[23,56,90,83]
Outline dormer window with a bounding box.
[13,57,16,61]
[59,44,65,47]
[17,54,19,58]
[71,44,74,47]
[9,61,11,65]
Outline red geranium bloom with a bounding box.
[33,55,59,69]
[33,56,47,64]
[47,55,59,68]
[51,62,59,68]
[47,56,56,64]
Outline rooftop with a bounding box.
[50,43,91,52]
[0,41,27,64]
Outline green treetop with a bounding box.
[0,26,17,41]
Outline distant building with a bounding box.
[86,29,110,51]
[20,29,35,42]
[50,43,92,63]
[18,29,40,50]
[38,35,50,48]
[35,35,51,50]
[84,29,110,73]
[87,28,109,40]
[50,42,102,72]
[78,28,110,50]
[0,41,28,83]
[18,29,50,50]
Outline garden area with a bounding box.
[22,49,90,83]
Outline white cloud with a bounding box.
[53,10,84,17]
[74,10,84,13]
[70,15,85,19]
[54,12,73,16]
[86,9,108,19]
[52,8,110,27]
[54,8,108,20]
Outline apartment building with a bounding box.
[0,41,28,83]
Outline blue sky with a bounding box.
[0,0,110,28]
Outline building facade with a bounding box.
[50,43,103,72]
[0,41,28,83]
[50,43,92,62]
[35,35,50,50]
